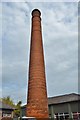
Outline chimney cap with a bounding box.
[32,9,41,17]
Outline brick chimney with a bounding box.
[26,9,49,118]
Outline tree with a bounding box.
[14,101,22,117]
[1,96,15,107]
[1,96,22,118]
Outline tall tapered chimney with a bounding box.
[27,9,49,118]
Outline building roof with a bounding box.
[21,93,80,108]
[0,101,15,110]
[48,93,80,105]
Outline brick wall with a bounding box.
[27,9,49,118]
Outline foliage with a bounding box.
[14,101,22,117]
[1,96,15,107]
[1,96,22,118]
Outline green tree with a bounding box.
[1,96,15,107]
[1,96,22,118]
[14,101,22,117]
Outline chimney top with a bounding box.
[32,9,41,17]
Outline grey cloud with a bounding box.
[1,2,78,104]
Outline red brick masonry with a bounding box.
[26,9,49,118]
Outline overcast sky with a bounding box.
[1,2,78,104]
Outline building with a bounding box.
[21,93,80,120]
[0,101,14,119]
[48,93,80,119]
